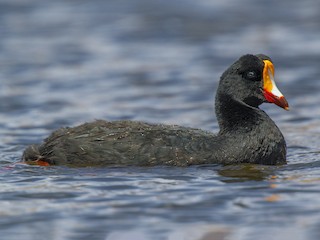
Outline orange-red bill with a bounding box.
[263,60,289,110]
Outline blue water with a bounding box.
[1,0,320,239]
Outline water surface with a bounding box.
[1,0,320,239]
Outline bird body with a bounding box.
[23,54,289,167]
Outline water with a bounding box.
[1,0,320,239]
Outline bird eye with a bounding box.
[244,71,258,81]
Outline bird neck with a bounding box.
[215,93,264,134]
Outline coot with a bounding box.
[23,54,289,167]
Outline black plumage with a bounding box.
[23,54,288,167]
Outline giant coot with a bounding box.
[23,54,289,167]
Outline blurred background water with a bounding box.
[1,0,320,239]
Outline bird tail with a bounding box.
[22,145,50,166]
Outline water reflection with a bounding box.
[218,164,277,182]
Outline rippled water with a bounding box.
[1,0,320,239]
